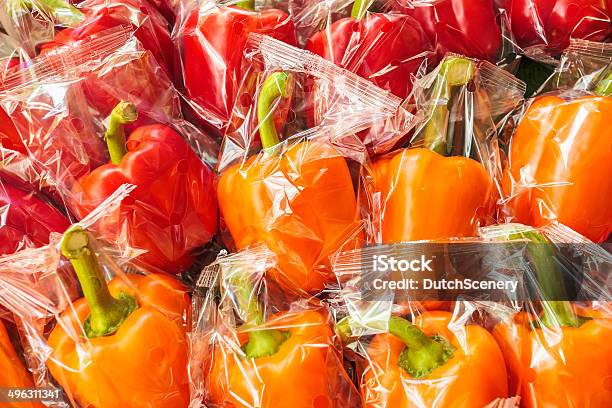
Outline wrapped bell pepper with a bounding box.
[71,101,217,274]
[388,0,503,61]
[0,320,44,408]
[0,178,69,255]
[506,0,611,56]
[338,310,509,407]
[501,74,612,242]
[191,247,360,408]
[48,225,190,407]
[217,72,364,294]
[180,0,296,129]
[371,56,524,243]
[485,224,612,407]
[306,0,434,101]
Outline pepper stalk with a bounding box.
[235,1,255,11]
[257,71,292,151]
[105,101,138,165]
[337,315,455,378]
[594,71,612,97]
[8,0,85,26]
[351,0,375,20]
[61,225,137,338]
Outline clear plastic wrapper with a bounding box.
[368,55,526,244]
[1,27,219,274]
[175,0,297,131]
[499,65,612,243]
[189,246,361,408]
[218,33,410,163]
[480,223,612,407]
[384,0,512,63]
[501,0,612,61]
[0,204,191,407]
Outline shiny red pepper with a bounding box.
[507,0,611,54]
[181,0,296,129]
[71,102,217,273]
[306,0,433,101]
[389,0,503,61]
[0,179,70,255]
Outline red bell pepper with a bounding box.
[71,102,217,274]
[40,0,175,82]
[507,0,611,54]
[389,0,503,61]
[181,0,296,129]
[306,0,434,101]
[0,179,70,255]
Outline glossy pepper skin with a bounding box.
[217,73,362,294]
[182,1,296,128]
[72,103,217,273]
[389,0,502,61]
[359,312,508,407]
[502,95,612,242]
[48,226,190,408]
[306,1,433,101]
[0,320,44,408]
[494,308,612,407]
[207,309,357,408]
[507,0,611,54]
[372,57,494,243]
[0,180,69,254]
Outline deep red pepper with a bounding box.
[71,102,217,274]
[306,0,433,101]
[389,0,503,61]
[507,0,611,54]
[0,179,70,255]
[181,0,296,129]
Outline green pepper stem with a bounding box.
[105,101,138,165]
[61,226,136,338]
[594,71,612,97]
[229,272,289,359]
[336,315,454,378]
[490,225,579,328]
[235,0,255,11]
[351,0,372,20]
[422,56,475,154]
[257,72,292,150]
[19,0,85,26]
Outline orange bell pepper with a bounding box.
[0,320,44,408]
[218,72,363,294]
[340,311,508,407]
[47,226,190,408]
[372,56,494,243]
[488,225,612,407]
[205,267,358,407]
[502,79,612,242]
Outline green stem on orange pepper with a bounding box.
[61,225,137,338]
[422,56,475,154]
[594,71,612,97]
[257,71,292,150]
[337,315,455,378]
[105,101,138,165]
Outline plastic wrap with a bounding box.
[189,246,361,408]
[1,27,219,274]
[499,65,612,243]
[502,0,611,61]
[481,223,612,407]
[175,0,297,131]
[369,55,526,244]
[217,33,410,164]
[385,0,511,63]
[0,213,191,407]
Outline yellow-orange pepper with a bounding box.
[218,72,363,294]
[47,226,190,408]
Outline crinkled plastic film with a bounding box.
[0,190,192,407]
[1,27,220,275]
[189,246,361,408]
[367,55,525,244]
[499,72,611,243]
